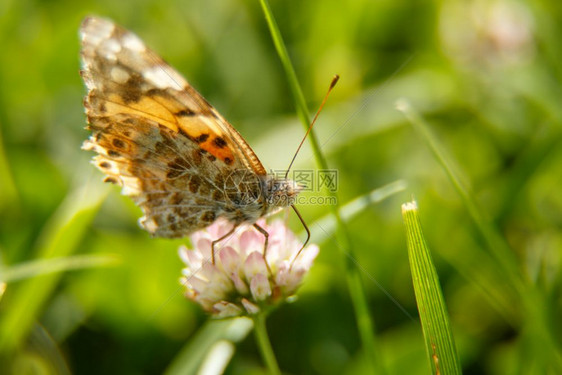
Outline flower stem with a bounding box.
[253,313,281,375]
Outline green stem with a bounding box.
[252,313,281,375]
[258,1,384,373]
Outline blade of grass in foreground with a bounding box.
[258,1,384,372]
[0,254,120,283]
[165,318,253,375]
[0,180,108,352]
[402,201,461,375]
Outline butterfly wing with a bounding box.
[80,16,267,237]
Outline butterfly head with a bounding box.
[264,176,303,208]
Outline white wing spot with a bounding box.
[144,66,181,89]
[122,33,146,52]
[110,66,130,84]
[81,18,115,47]
[99,38,121,60]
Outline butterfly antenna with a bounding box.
[284,75,340,179]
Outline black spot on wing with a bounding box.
[195,134,209,143]
[112,138,126,149]
[213,137,227,148]
[118,72,144,103]
[175,109,195,117]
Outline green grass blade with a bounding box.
[397,100,562,373]
[258,0,332,185]
[258,1,385,372]
[396,99,523,294]
[402,201,462,375]
[1,254,120,283]
[0,181,108,352]
[165,318,253,375]
[258,0,312,132]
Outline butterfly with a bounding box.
[80,16,309,268]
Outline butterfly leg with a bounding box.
[252,223,272,276]
[289,205,310,272]
[211,225,237,265]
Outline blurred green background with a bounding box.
[1,0,562,373]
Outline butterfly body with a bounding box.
[80,16,301,239]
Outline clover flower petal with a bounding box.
[179,219,318,316]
